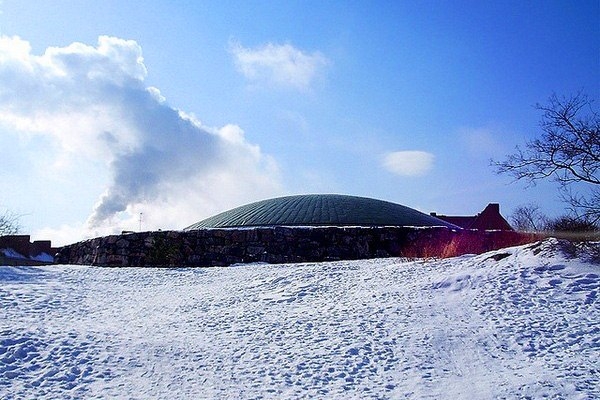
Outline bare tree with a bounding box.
[494,92,599,223]
[546,215,598,233]
[510,203,549,232]
[0,209,20,236]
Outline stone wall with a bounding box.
[55,226,538,267]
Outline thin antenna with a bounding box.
[139,212,143,232]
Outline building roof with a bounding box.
[431,203,513,231]
[185,194,459,230]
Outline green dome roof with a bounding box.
[185,194,457,230]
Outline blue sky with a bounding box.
[0,1,598,245]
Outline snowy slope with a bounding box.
[1,239,598,399]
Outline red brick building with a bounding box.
[430,203,513,231]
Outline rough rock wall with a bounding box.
[55,226,536,267]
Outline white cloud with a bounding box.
[229,41,329,91]
[0,35,284,241]
[382,151,435,177]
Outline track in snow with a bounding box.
[1,239,598,399]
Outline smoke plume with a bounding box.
[0,35,282,235]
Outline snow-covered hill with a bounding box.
[1,239,598,399]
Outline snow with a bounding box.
[30,253,54,263]
[1,249,54,263]
[1,238,598,399]
[1,248,27,259]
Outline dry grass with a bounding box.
[401,231,541,259]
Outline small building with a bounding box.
[430,203,513,231]
[0,235,57,265]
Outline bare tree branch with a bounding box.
[509,203,549,232]
[0,210,21,236]
[493,92,599,222]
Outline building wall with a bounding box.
[0,235,32,257]
[55,226,538,267]
[0,235,57,257]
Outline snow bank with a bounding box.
[31,253,54,263]
[1,248,55,264]
[1,239,598,399]
[0,248,27,259]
